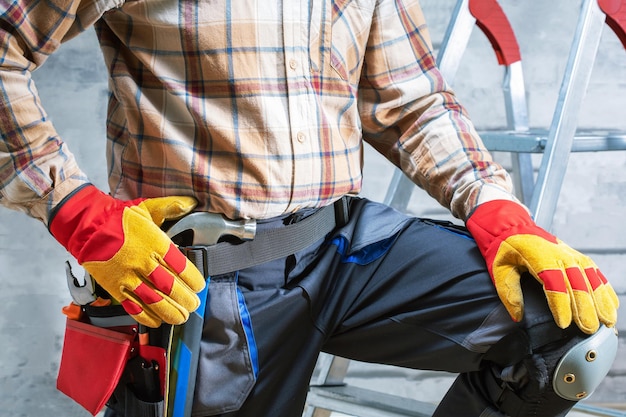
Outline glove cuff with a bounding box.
[467,200,532,233]
[466,200,534,253]
[49,184,113,256]
[466,199,559,253]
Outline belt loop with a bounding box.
[334,196,350,227]
[182,247,209,278]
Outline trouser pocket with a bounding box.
[192,272,258,415]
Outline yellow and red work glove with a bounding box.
[49,184,206,328]
[466,200,619,334]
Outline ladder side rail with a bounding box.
[503,62,535,203]
[529,0,606,229]
[468,0,535,204]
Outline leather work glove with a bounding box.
[50,184,206,328]
[466,200,619,334]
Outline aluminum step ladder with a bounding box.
[304,1,626,416]
[383,0,534,211]
[386,0,626,231]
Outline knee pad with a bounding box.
[552,325,618,401]
[482,324,618,417]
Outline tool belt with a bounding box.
[56,300,164,417]
[174,197,348,276]
[56,198,349,417]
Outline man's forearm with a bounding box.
[0,0,94,223]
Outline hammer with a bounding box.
[165,212,256,245]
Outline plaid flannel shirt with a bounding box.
[0,0,516,224]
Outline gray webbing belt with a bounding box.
[181,200,341,277]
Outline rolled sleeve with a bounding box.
[358,0,517,220]
[0,0,109,224]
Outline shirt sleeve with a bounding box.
[0,0,115,224]
[358,0,519,221]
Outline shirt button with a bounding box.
[297,132,306,143]
[289,59,298,70]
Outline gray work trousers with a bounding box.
[190,197,583,417]
[107,197,584,417]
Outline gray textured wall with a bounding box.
[358,1,626,410]
[1,1,624,415]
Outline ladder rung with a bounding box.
[306,385,436,417]
[307,385,626,417]
[573,402,626,417]
[479,129,626,153]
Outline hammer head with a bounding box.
[165,212,256,246]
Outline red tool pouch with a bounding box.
[57,318,136,416]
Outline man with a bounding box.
[0,1,619,416]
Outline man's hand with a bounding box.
[466,200,619,334]
[50,185,206,328]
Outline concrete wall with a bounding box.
[0,1,624,415]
